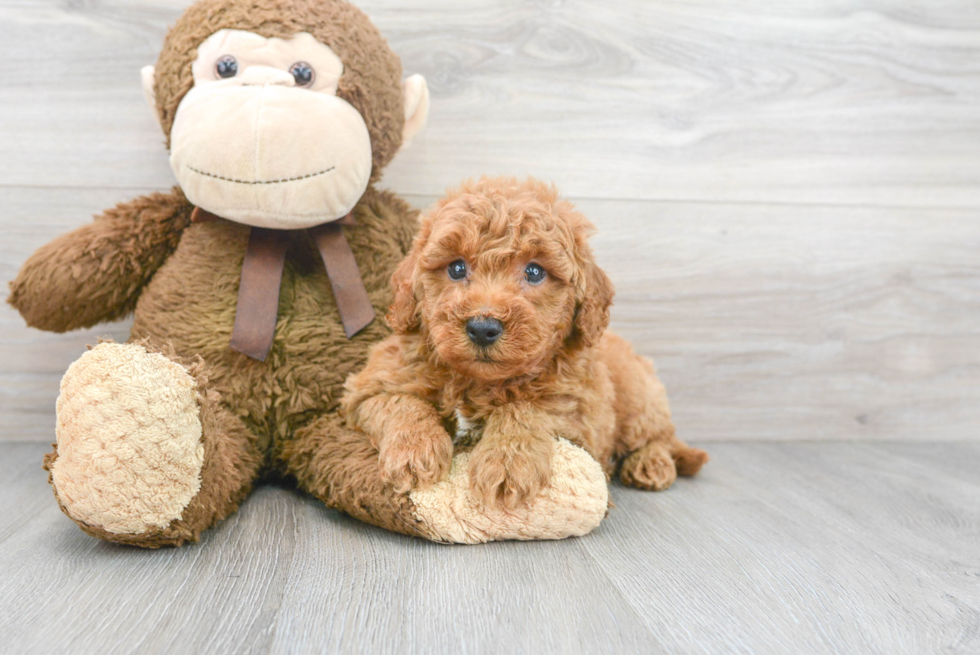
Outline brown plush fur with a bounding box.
[343,178,708,509]
[9,190,193,333]
[9,0,436,546]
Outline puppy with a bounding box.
[342,177,708,509]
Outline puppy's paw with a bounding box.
[410,438,609,543]
[378,425,454,493]
[468,438,553,510]
[620,443,677,491]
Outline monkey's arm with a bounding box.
[8,188,192,333]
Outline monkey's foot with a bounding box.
[409,438,608,543]
[47,342,205,538]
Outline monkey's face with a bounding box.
[144,28,428,229]
[168,30,368,228]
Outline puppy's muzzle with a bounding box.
[466,317,503,348]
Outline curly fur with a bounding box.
[344,177,709,509]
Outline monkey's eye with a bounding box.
[525,263,546,284]
[447,260,467,281]
[215,55,238,79]
[289,62,316,87]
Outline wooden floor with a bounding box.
[1,1,978,653]
[0,441,977,654]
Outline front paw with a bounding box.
[468,438,553,510]
[378,426,453,493]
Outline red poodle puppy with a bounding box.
[342,177,708,509]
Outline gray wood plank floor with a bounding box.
[1,1,978,654]
[1,441,977,655]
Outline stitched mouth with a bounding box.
[187,165,336,185]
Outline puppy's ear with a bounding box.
[572,258,615,348]
[386,251,421,333]
[567,209,615,349]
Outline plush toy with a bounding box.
[9,0,609,546]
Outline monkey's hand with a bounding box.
[8,188,191,332]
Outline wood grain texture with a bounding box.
[0,0,978,442]
[3,188,977,442]
[0,1,978,205]
[590,199,980,443]
[2,3,977,654]
[1,441,977,654]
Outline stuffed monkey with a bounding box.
[9,0,608,546]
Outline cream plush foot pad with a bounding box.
[410,438,609,544]
[50,343,205,535]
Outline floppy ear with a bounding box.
[564,207,615,349]
[571,256,615,348]
[386,250,421,333]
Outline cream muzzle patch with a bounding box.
[167,30,372,229]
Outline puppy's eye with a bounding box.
[289,61,315,87]
[215,55,238,79]
[447,260,467,281]
[525,263,546,284]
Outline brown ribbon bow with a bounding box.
[191,207,375,362]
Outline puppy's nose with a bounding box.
[466,317,503,348]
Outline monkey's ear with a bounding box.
[141,65,163,130]
[399,74,429,151]
[386,251,421,333]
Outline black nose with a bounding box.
[466,317,503,348]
